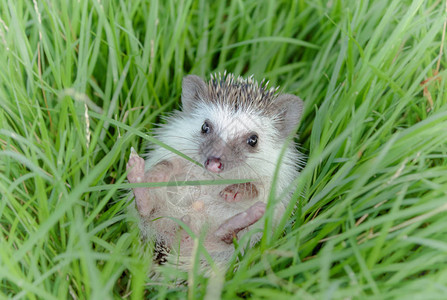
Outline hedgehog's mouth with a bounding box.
[204,156,224,173]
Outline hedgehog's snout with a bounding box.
[205,156,224,173]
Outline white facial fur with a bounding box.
[196,103,284,176]
[145,101,302,207]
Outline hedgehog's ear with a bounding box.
[181,75,208,113]
[274,94,304,138]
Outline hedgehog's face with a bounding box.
[181,74,304,178]
[192,104,282,178]
[196,106,263,173]
[199,120,258,173]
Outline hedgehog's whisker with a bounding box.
[148,150,200,169]
[237,160,263,182]
[245,155,277,167]
[154,135,200,145]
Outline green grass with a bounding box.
[1,0,446,298]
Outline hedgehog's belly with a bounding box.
[148,185,227,236]
[145,184,250,255]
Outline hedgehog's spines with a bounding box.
[206,72,280,115]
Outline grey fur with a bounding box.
[181,75,208,113]
[273,93,304,138]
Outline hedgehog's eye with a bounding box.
[201,121,211,134]
[247,134,258,147]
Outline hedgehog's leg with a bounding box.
[219,183,259,203]
[214,201,266,244]
[127,148,179,217]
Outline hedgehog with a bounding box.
[127,72,304,270]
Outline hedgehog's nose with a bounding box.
[205,157,224,173]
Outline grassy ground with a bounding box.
[1,0,446,298]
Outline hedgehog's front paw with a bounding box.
[220,189,244,202]
[219,183,258,202]
[215,201,266,244]
[127,147,145,183]
[246,201,266,221]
